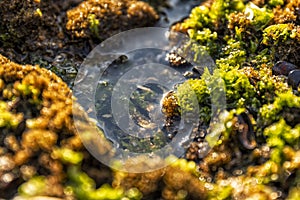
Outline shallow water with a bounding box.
[156,0,200,27]
[50,0,201,87]
[75,0,204,149]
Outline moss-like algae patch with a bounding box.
[159,0,300,199]
[66,0,159,39]
[0,54,121,199]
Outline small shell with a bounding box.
[272,61,298,76]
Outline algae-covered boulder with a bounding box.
[0,53,80,198]
[66,0,159,39]
[0,54,115,199]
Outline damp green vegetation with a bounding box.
[88,14,100,39]
[18,176,47,197]
[162,0,300,199]
[0,101,23,129]
[177,0,300,65]
[171,0,300,121]
[67,166,142,200]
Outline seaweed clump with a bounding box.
[0,53,78,198]
[66,0,159,40]
[113,158,208,200]
[0,54,142,199]
[172,0,300,66]
[159,0,300,199]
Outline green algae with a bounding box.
[0,101,23,129]
[162,0,300,199]
[67,166,137,200]
[18,176,47,197]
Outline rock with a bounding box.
[288,69,300,89]
[0,54,112,199]
[66,0,159,40]
[272,61,298,76]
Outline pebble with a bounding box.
[272,61,298,76]
[288,69,300,89]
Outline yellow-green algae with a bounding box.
[66,0,159,40]
[161,0,300,199]
[0,54,136,199]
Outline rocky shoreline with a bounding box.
[0,0,300,199]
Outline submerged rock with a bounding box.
[66,0,159,39]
